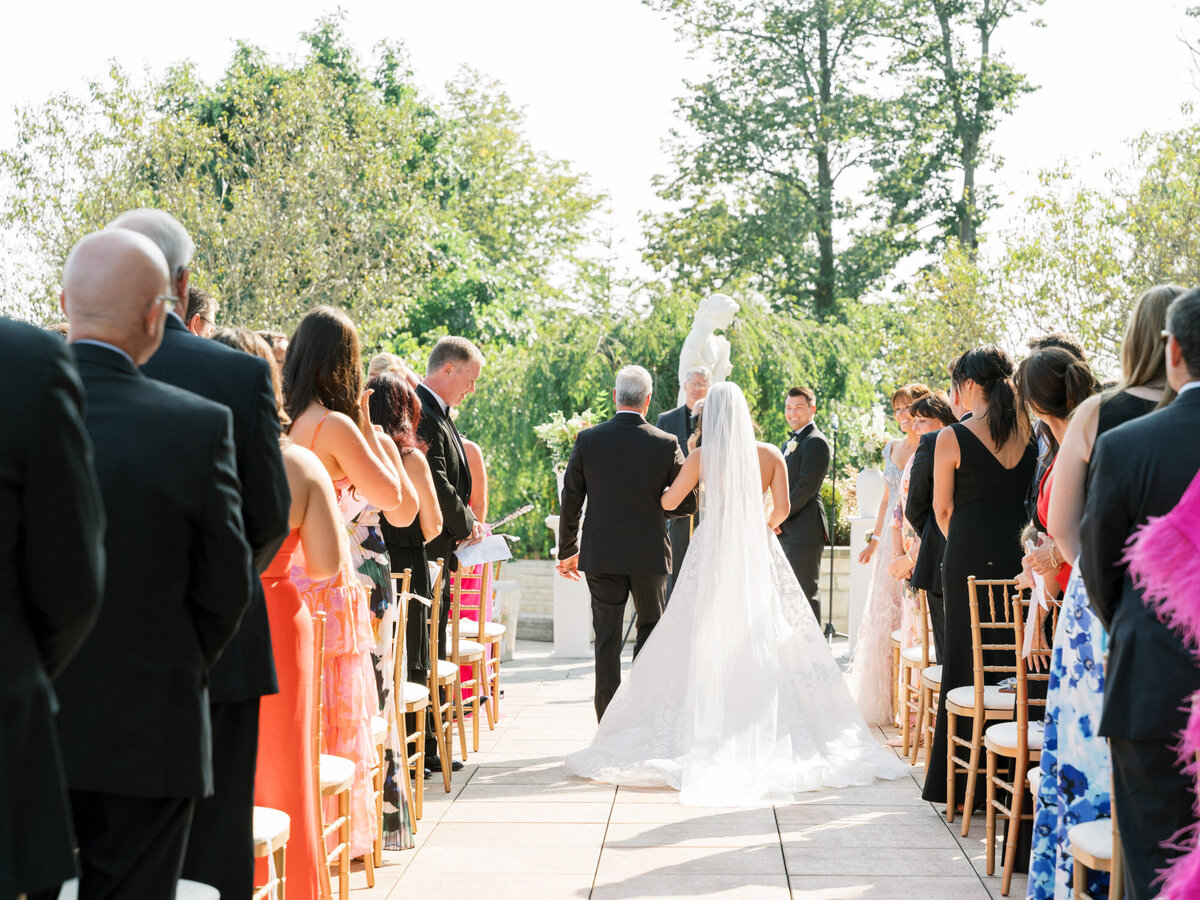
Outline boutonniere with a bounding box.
[785,438,798,456]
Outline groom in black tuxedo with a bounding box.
[775,387,830,622]
[655,365,709,602]
[1081,289,1200,900]
[416,335,486,773]
[112,209,290,900]
[558,365,699,720]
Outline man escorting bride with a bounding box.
[563,375,904,807]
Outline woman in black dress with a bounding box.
[369,371,444,796]
[922,346,1036,806]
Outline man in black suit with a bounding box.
[775,387,831,622]
[655,365,709,601]
[416,335,486,772]
[0,319,105,900]
[112,209,290,899]
[1080,289,1200,900]
[558,365,699,720]
[55,229,252,899]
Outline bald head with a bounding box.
[62,229,173,364]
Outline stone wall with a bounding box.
[504,547,852,641]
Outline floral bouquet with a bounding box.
[534,409,603,468]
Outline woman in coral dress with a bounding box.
[213,328,344,899]
[284,307,416,860]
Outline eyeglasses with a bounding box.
[1162,329,1173,344]
[156,294,178,312]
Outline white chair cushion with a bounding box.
[404,681,431,705]
[370,715,388,745]
[253,806,290,849]
[1068,818,1115,861]
[1027,765,1043,798]
[901,645,936,664]
[446,635,486,656]
[922,665,943,686]
[481,620,506,639]
[945,684,1016,712]
[319,753,356,791]
[60,878,219,900]
[985,720,1044,752]
[435,658,459,680]
[890,629,902,643]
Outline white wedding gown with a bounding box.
[564,383,906,806]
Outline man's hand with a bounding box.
[459,519,487,548]
[556,554,582,582]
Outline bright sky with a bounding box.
[1,0,1197,279]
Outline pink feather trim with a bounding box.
[1126,468,1200,898]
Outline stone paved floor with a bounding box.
[344,640,1028,899]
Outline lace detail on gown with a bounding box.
[849,441,906,726]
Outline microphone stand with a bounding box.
[824,413,846,645]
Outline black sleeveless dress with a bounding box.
[922,422,1037,804]
[381,517,432,682]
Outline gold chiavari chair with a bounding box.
[251,806,290,900]
[900,590,937,757]
[313,612,353,900]
[1067,778,1124,900]
[427,559,459,785]
[986,589,1054,893]
[482,560,508,723]
[946,577,1019,835]
[389,568,432,823]
[890,627,903,724]
[446,567,495,754]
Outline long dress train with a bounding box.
[564,382,905,806]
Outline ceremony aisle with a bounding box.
[347,640,1026,899]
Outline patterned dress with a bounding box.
[1026,566,1110,899]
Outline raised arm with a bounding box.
[379,433,420,528]
[662,439,699,518]
[319,412,403,511]
[933,427,960,539]
[661,450,701,512]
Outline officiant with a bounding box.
[655,365,710,600]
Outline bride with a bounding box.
[565,382,905,806]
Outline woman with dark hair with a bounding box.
[1027,287,1181,900]
[851,383,931,726]
[888,391,959,723]
[371,371,443,707]
[922,346,1036,807]
[212,327,343,899]
[284,306,417,860]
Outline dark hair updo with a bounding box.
[1015,347,1099,423]
[952,345,1026,447]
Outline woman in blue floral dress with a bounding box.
[1025,286,1175,898]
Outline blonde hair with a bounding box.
[368,352,410,380]
[1120,285,1184,390]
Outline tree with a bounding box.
[643,0,941,320]
[895,0,1041,254]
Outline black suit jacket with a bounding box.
[655,405,694,457]
[558,413,697,574]
[905,430,944,595]
[141,314,289,702]
[777,423,830,545]
[1081,387,1200,741]
[416,383,475,570]
[0,321,105,896]
[58,343,251,798]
